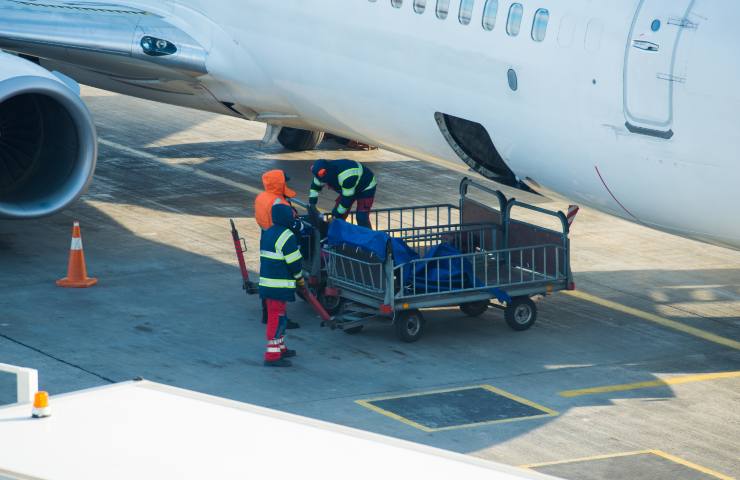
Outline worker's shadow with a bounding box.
[2,89,738,456]
[2,200,739,456]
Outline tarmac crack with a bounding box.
[0,334,116,384]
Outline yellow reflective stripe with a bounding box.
[337,167,360,183]
[363,176,377,191]
[338,163,363,197]
[293,271,304,279]
[312,177,324,187]
[336,204,348,215]
[309,189,319,198]
[284,249,302,264]
[258,277,296,288]
[275,230,293,254]
[260,250,284,260]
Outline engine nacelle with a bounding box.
[0,52,96,219]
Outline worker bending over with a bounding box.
[309,159,377,229]
[258,204,305,367]
[254,169,300,329]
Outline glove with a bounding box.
[296,277,306,289]
[291,218,306,235]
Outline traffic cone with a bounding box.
[56,221,98,288]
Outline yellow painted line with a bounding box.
[565,290,740,351]
[521,450,654,468]
[559,371,740,398]
[522,450,735,480]
[650,450,736,480]
[356,384,558,433]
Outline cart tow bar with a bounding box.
[229,219,259,295]
[298,284,334,326]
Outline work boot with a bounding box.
[281,349,297,359]
[264,358,292,367]
[286,319,300,329]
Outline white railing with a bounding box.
[0,363,39,404]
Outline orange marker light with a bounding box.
[32,391,51,418]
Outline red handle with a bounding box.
[298,286,331,322]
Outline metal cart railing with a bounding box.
[316,178,574,342]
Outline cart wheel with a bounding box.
[505,297,537,331]
[319,292,343,316]
[343,325,364,335]
[460,301,490,317]
[394,310,425,343]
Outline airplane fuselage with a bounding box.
[11,0,740,248]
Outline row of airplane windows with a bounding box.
[370,0,551,42]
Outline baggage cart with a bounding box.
[314,178,574,342]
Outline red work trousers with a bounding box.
[264,299,288,361]
[334,196,375,229]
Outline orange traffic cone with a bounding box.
[56,221,98,288]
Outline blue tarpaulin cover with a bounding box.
[412,243,481,292]
[327,221,510,301]
[327,220,389,259]
[328,220,420,263]
[412,243,511,302]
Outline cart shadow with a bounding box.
[1,88,738,457]
[2,198,739,457]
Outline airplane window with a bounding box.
[459,0,474,25]
[391,0,402,7]
[482,0,498,31]
[557,15,576,47]
[531,8,549,41]
[414,0,426,13]
[436,0,450,19]
[507,3,523,36]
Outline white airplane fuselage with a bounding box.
[36,1,740,248]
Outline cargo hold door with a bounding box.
[623,0,694,138]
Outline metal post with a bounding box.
[0,363,39,404]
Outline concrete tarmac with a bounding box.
[1,88,739,479]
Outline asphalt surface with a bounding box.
[1,88,738,479]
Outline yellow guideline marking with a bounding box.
[650,450,736,480]
[355,384,558,433]
[565,290,740,351]
[559,371,740,398]
[522,450,734,480]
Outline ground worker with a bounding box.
[308,159,377,229]
[258,203,304,367]
[255,169,296,230]
[254,169,300,329]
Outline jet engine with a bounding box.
[0,53,96,219]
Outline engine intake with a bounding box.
[0,75,96,218]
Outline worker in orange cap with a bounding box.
[255,169,296,230]
[254,169,301,329]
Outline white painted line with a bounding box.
[98,138,264,197]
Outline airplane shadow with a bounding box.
[1,199,739,454]
[1,88,738,456]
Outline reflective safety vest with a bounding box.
[258,226,303,302]
[309,160,376,215]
